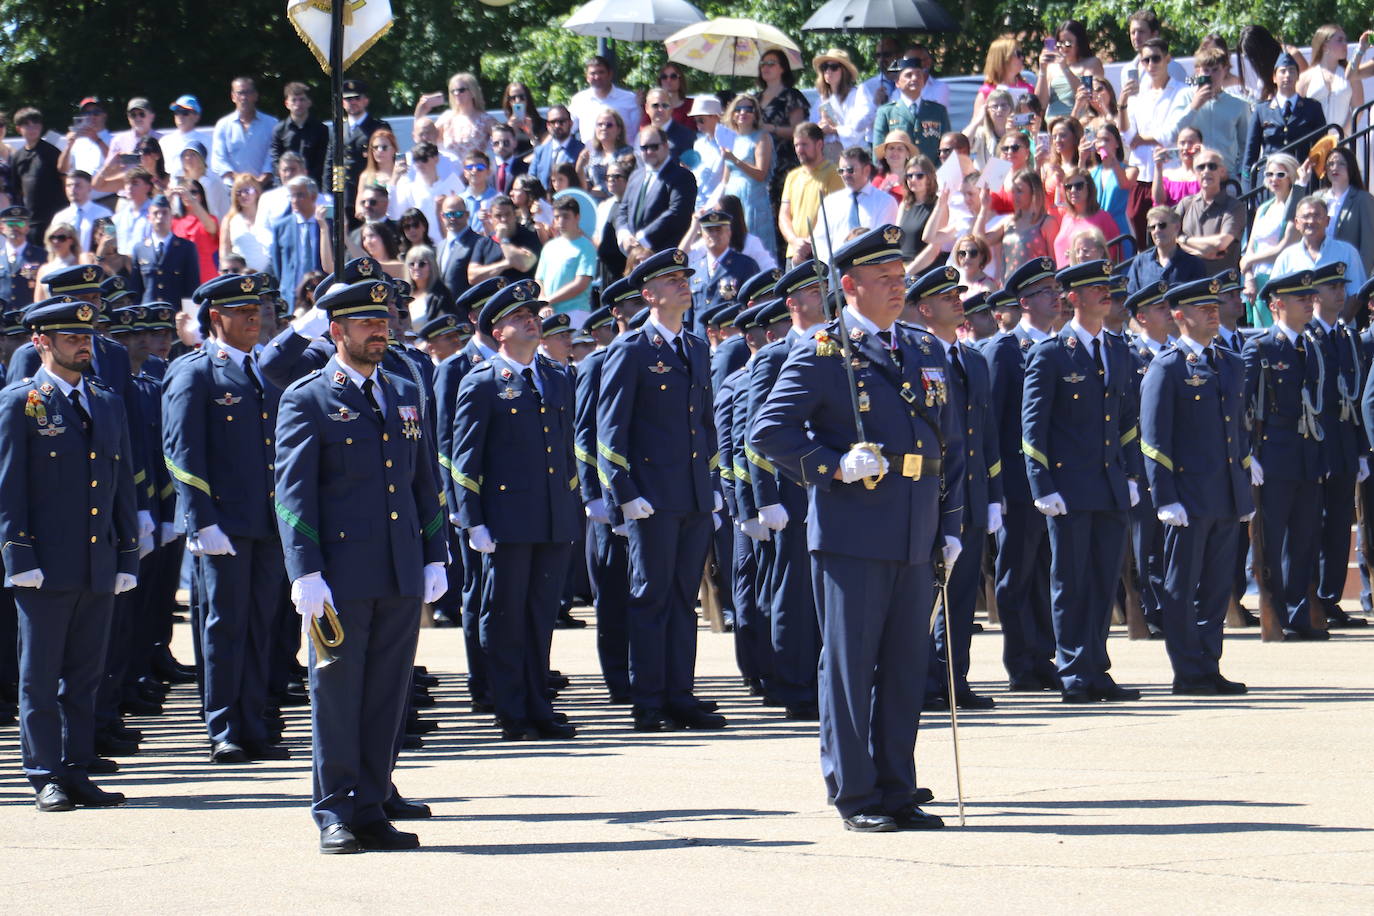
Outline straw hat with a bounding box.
[875,130,917,162]
[687,95,723,118]
[811,48,860,81]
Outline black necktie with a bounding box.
[1091,337,1105,378]
[1204,345,1216,369]
[360,377,383,423]
[243,358,264,400]
[522,367,542,403]
[69,389,91,432]
[949,343,967,388]
[878,329,901,367]
[674,335,690,370]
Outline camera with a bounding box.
[1013,113,1033,127]
[1186,74,1212,88]
[1082,75,1094,92]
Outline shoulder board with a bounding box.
[87,377,111,391]
[286,369,324,392]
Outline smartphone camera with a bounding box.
[1082,75,1094,92]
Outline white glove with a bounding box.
[620,497,655,521]
[839,447,889,484]
[290,572,333,634]
[584,498,610,524]
[449,512,462,528]
[1249,457,1264,487]
[196,524,237,556]
[291,305,329,339]
[158,522,176,546]
[712,512,722,531]
[185,534,203,557]
[114,573,138,595]
[138,510,155,540]
[467,525,495,554]
[713,491,724,513]
[986,503,1003,534]
[1034,492,1068,517]
[138,531,155,558]
[1156,502,1190,527]
[740,517,771,541]
[9,568,43,589]
[1241,510,1256,523]
[422,562,448,604]
[942,535,962,568]
[611,523,629,537]
[757,503,789,531]
[1360,457,1370,483]
[1128,479,1140,508]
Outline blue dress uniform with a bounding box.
[432,278,506,708]
[912,270,1003,708]
[1139,278,1253,692]
[1356,275,1374,615]
[6,266,133,396]
[596,249,723,730]
[0,299,139,806]
[714,362,761,684]
[1243,272,1330,638]
[1306,263,1368,626]
[1021,261,1143,700]
[706,302,744,626]
[710,268,777,391]
[162,274,286,759]
[746,288,822,715]
[752,227,964,828]
[573,301,631,700]
[128,222,201,304]
[453,282,581,737]
[273,280,447,837]
[985,263,1058,689]
[689,209,759,336]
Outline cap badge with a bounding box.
[358,259,374,276]
[883,226,901,245]
[672,250,686,265]
[369,283,388,303]
[75,304,94,322]
[944,266,957,280]
[83,267,98,282]
[1208,279,1220,294]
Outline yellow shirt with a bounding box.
[781,161,844,259]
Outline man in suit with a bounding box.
[326,79,392,229]
[271,176,326,310]
[614,128,697,269]
[128,196,200,305]
[274,278,448,854]
[437,194,482,302]
[0,297,140,811]
[0,206,46,310]
[162,274,287,763]
[528,106,584,190]
[488,124,528,197]
[752,225,963,832]
[1022,260,1144,703]
[868,57,950,164]
[1243,53,1326,180]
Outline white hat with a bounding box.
[687,95,723,118]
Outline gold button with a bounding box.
[345,437,353,445]
[692,451,698,458]
[543,426,550,433]
[90,480,98,487]
[689,406,694,412]
[269,490,275,499]
[383,433,389,442]
[265,438,272,445]
[90,535,98,543]
[540,407,546,414]
[91,507,98,516]
[660,384,667,390]
[226,415,234,421]
[1072,393,1079,400]
[967,427,974,435]
[500,484,507,491]
[1105,415,1111,422]
[339,531,346,539]
[917,440,923,448]
[1194,395,1201,401]
[388,484,396,493]
[1056,462,1063,468]
[546,446,552,453]
[386,459,393,468]
[390,511,398,520]
[262,412,268,420]
[49,451,56,458]
[90,451,97,460]
[511,408,518,414]
[268,463,275,471]
[1226,437,1232,443]
[548,467,555,474]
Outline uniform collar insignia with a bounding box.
[1065,335,1078,348]
[1186,352,1198,363]
[1020,337,1031,350]
[652,334,664,347]
[217,349,229,359]
[849,327,863,342]
[500,367,512,380]
[39,382,53,395]
[333,370,347,385]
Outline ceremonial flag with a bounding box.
[287,0,393,73]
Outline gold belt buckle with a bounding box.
[903,453,924,479]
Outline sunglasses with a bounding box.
[464,163,488,171]
[408,261,428,268]
[650,103,671,110]
[1147,222,1173,231]
[1263,170,1290,179]
[820,62,844,72]
[547,116,570,125]
[508,93,528,101]
[735,106,756,114]
[659,71,681,80]
[50,234,72,242]
[1140,55,1164,64]
[442,210,467,218]
[1196,162,1221,172]
[596,122,616,128]
[451,87,469,94]
[906,171,928,180]
[3,219,27,228]
[1001,143,1024,153]
[639,142,662,151]
[938,148,955,157]
[836,166,857,175]
[607,173,628,181]
[371,144,393,152]
[955,249,978,259]
[1064,181,1088,191]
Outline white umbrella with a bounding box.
[664,17,804,76]
[564,0,706,43]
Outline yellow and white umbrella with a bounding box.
[664,17,803,77]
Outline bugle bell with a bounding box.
[310,601,345,669]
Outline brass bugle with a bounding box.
[310,601,344,669]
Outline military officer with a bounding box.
[417,314,469,364]
[1139,277,1252,693]
[454,280,581,739]
[127,196,201,305]
[1306,262,1369,628]
[596,248,726,732]
[711,268,778,391]
[1244,271,1331,640]
[7,265,133,395]
[273,278,449,854]
[985,258,1060,691]
[1022,260,1143,702]
[753,225,963,832]
[0,297,140,811]
[0,206,45,310]
[690,208,759,336]
[907,266,1002,711]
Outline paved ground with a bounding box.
[1,608,1371,914]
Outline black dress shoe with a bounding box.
[383,796,432,820]
[547,672,571,690]
[277,685,310,706]
[470,699,496,715]
[1326,609,1369,628]
[922,693,950,711]
[410,691,436,708]
[554,611,587,629]
[890,803,945,830]
[354,819,420,850]
[430,612,459,628]
[1061,688,1097,704]
[401,734,424,749]
[761,693,786,707]
[745,678,765,696]
[108,722,142,742]
[784,703,820,720]
[1238,607,1260,627]
[1171,680,1217,696]
[119,696,162,717]
[1211,675,1248,695]
[955,691,996,710]
[669,708,728,730]
[692,698,720,713]
[414,672,440,688]
[971,621,984,632]
[1036,670,1062,690]
[66,780,126,807]
[243,742,290,761]
[1090,684,1142,701]
[87,756,119,774]
[531,720,577,739]
[632,708,671,732]
[406,717,440,734]
[210,741,248,764]
[914,787,935,805]
[842,810,898,832]
[320,823,361,855]
[95,733,139,756]
[35,783,74,812]
[1283,629,1332,641]
[608,692,633,705]
[1008,676,1049,692]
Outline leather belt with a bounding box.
[883,452,943,480]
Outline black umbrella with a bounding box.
[802,0,959,33]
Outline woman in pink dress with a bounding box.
[1052,167,1121,265]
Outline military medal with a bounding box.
[814,330,839,357]
[899,381,917,404]
[920,367,947,406]
[214,392,243,406]
[649,361,671,374]
[857,391,871,412]
[497,387,518,400]
[327,407,359,422]
[399,405,421,439]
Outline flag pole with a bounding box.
[329,0,347,272]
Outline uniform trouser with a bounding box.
[1130,495,1166,630]
[562,527,590,610]
[200,536,285,746]
[731,526,771,684]
[994,499,1056,681]
[154,538,184,651]
[813,550,931,819]
[480,542,571,727]
[710,518,735,626]
[1160,515,1237,684]
[625,509,711,712]
[1234,521,1252,604]
[1358,477,1374,611]
[1047,509,1129,692]
[0,587,16,689]
[430,527,465,624]
[15,589,114,789]
[188,549,206,712]
[310,595,420,830]
[1315,472,1357,615]
[585,519,630,697]
[94,582,139,731]
[768,511,820,708]
[458,533,490,702]
[269,580,299,697]
[929,524,986,698]
[1257,479,1322,632]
